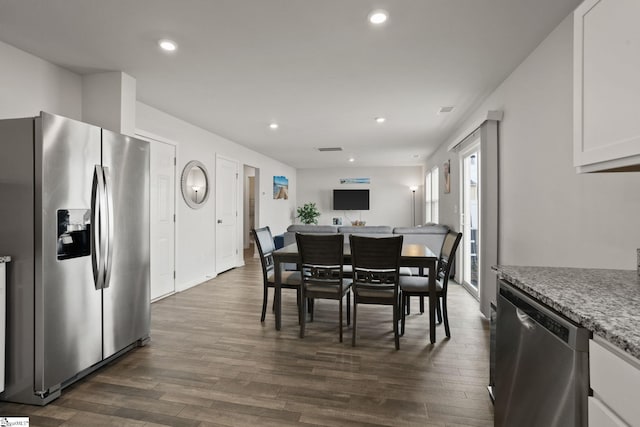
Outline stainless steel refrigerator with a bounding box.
[0,112,150,405]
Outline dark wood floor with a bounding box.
[0,250,493,426]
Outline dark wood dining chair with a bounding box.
[399,231,462,338]
[349,234,403,350]
[295,233,351,342]
[252,227,302,323]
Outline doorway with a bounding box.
[243,166,257,253]
[449,114,499,318]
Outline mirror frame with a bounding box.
[181,160,210,209]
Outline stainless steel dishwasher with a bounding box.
[495,280,590,427]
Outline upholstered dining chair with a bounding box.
[399,231,462,338]
[349,234,404,350]
[252,227,302,323]
[295,233,351,342]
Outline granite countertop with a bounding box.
[493,265,640,360]
[0,256,10,263]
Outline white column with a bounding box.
[82,71,136,136]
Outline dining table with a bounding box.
[272,242,440,343]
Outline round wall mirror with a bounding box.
[181,160,210,209]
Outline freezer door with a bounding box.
[101,130,150,358]
[36,113,103,393]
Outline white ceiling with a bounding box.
[0,0,580,168]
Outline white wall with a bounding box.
[297,166,423,227]
[136,103,297,291]
[0,41,82,119]
[428,14,640,270]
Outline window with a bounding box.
[425,166,439,223]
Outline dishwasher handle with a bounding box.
[515,308,536,330]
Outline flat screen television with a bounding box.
[333,189,370,210]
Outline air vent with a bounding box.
[438,106,455,114]
[317,147,343,152]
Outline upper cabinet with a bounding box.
[573,0,640,173]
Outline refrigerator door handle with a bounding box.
[91,165,106,290]
[103,166,115,289]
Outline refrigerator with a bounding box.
[0,112,150,405]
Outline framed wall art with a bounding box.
[273,175,289,199]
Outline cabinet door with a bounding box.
[573,0,640,172]
[588,397,627,427]
[590,339,640,426]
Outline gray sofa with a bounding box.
[282,223,449,258]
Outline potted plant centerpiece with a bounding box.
[296,202,320,225]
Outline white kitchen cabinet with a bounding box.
[573,0,640,173]
[589,337,640,426]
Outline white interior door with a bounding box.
[149,140,176,301]
[216,155,239,273]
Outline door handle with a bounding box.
[103,166,114,289]
[91,165,106,290]
[217,219,223,223]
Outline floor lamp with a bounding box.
[409,186,418,226]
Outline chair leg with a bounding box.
[299,289,306,338]
[393,299,400,350]
[406,295,411,315]
[261,287,268,322]
[339,298,343,343]
[310,299,314,322]
[400,294,406,336]
[346,291,351,326]
[352,296,358,347]
[419,296,425,314]
[436,300,443,324]
[442,297,451,338]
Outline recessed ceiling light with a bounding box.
[348,157,355,163]
[375,117,386,124]
[438,106,455,114]
[269,123,279,130]
[158,39,178,52]
[368,9,388,25]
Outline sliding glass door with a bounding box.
[461,145,480,295]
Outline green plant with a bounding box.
[296,202,320,224]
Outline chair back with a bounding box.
[438,231,462,289]
[296,233,344,287]
[252,226,276,281]
[349,235,403,290]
